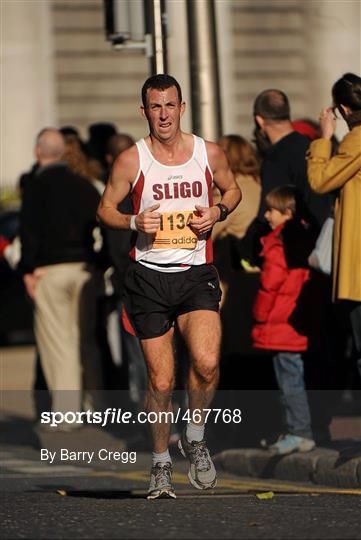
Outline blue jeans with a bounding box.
[272,352,313,440]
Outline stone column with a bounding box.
[2,0,56,189]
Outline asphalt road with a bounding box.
[1,448,360,540]
[1,346,360,539]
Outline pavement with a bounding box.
[1,345,361,489]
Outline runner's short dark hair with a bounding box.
[254,89,290,121]
[142,74,183,107]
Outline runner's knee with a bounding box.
[193,361,219,385]
[149,376,174,395]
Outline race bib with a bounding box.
[153,211,198,249]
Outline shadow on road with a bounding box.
[26,486,145,499]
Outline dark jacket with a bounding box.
[252,220,317,352]
[258,131,330,227]
[20,163,100,273]
[238,131,330,267]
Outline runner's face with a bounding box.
[142,86,185,142]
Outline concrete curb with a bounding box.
[213,447,361,488]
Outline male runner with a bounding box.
[97,74,241,499]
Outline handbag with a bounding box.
[308,216,334,275]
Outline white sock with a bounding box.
[186,422,205,443]
[152,449,171,466]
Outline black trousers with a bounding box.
[349,301,361,379]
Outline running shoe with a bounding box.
[147,462,176,499]
[269,434,315,455]
[178,429,217,489]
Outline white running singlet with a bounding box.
[130,135,214,272]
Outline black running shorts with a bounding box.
[123,262,222,339]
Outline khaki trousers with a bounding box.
[34,262,91,413]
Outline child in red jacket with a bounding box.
[252,185,317,454]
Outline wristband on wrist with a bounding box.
[130,215,138,231]
[215,203,229,222]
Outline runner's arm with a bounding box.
[189,142,242,234]
[97,146,160,233]
[208,141,242,214]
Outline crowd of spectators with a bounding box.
[1,73,360,449]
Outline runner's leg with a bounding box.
[141,327,175,452]
[176,309,220,489]
[177,310,221,422]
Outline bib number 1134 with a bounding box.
[153,210,198,249]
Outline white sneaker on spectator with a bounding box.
[269,434,315,455]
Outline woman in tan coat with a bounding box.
[211,135,261,354]
[307,72,361,375]
[212,135,261,287]
[213,135,261,243]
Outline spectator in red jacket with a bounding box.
[0,236,10,258]
[252,185,317,455]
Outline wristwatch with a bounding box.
[216,203,229,222]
